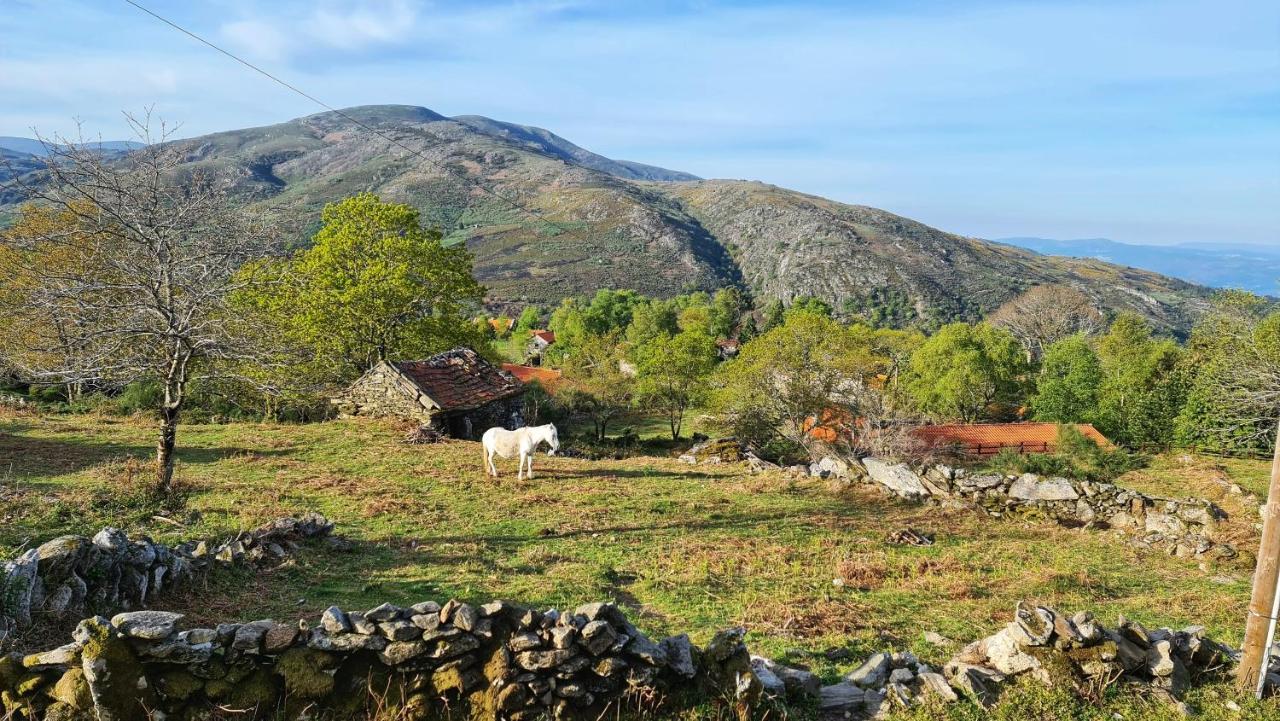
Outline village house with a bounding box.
[716,338,740,360]
[500,363,563,392]
[332,347,525,439]
[524,329,556,365]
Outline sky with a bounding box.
[1,0,1277,247]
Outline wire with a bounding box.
[121,0,586,243]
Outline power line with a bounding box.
[121,0,586,243]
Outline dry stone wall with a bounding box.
[0,600,759,721]
[814,457,1232,559]
[0,515,336,647]
[6,600,1265,721]
[811,603,1264,718]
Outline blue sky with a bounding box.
[2,0,1276,246]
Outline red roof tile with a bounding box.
[913,422,1111,454]
[501,363,562,391]
[394,348,523,412]
[530,330,556,344]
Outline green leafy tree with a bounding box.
[634,328,718,439]
[709,288,746,339]
[760,299,786,332]
[904,323,1026,422]
[1174,292,1280,453]
[560,331,635,441]
[1032,335,1102,423]
[234,193,485,385]
[738,314,759,343]
[713,312,887,458]
[515,306,543,332]
[788,296,834,320]
[583,289,645,335]
[1094,313,1185,447]
[625,299,680,348]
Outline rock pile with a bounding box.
[0,600,757,721]
[945,602,1242,704]
[815,649,959,716]
[821,457,1231,558]
[678,438,745,465]
[0,514,336,646]
[808,603,1249,718]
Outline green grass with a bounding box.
[0,410,1275,719]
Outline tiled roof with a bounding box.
[394,348,523,412]
[530,330,556,344]
[488,318,514,332]
[913,422,1112,452]
[501,363,562,391]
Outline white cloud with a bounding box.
[219,0,421,62]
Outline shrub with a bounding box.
[984,425,1145,482]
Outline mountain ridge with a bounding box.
[999,237,1280,296]
[0,104,1215,334]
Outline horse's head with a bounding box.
[544,423,560,455]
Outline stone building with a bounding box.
[524,329,556,365]
[332,348,525,438]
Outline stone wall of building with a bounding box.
[332,364,437,424]
[0,515,335,649]
[443,396,526,440]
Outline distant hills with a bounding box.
[0,105,1218,334]
[0,136,143,157]
[998,237,1279,297]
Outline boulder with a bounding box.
[861,458,930,498]
[818,682,865,712]
[1008,474,1079,502]
[846,651,890,687]
[111,611,182,640]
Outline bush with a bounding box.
[115,380,164,415]
[984,425,1145,482]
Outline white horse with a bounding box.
[481,423,560,480]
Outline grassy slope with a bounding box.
[1,411,1275,719]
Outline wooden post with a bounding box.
[1238,422,1280,693]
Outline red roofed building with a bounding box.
[525,329,557,365]
[913,422,1111,457]
[333,348,526,438]
[501,363,563,392]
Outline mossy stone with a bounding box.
[275,648,335,699]
[0,653,22,692]
[51,668,92,709]
[80,616,159,721]
[224,669,278,710]
[43,700,90,721]
[157,669,204,701]
[16,673,47,696]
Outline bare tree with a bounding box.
[988,284,1104,361]
[0,113,279,493]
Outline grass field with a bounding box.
[2,409,1277,719]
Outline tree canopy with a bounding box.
[234,193,486,386]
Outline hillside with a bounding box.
[1000,236,1280,297]
[0,105,1213,333]
[2,413,1274,718]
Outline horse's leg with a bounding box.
[517,450,526,481]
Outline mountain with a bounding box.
[998,237,1280,297]
[0,136,144,157]
[0,105,1213,334]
